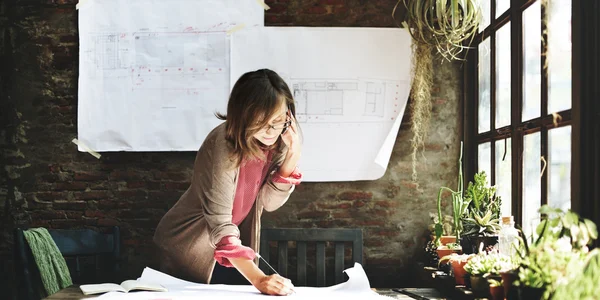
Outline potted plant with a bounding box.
[393,0,482,181]
[513,205,598,300]
[438,253,473,286]
[425,213,456,267]
[461,171,502,254]
[433,142,470,258]
[488,279,504,300]
[463,249,513,297]
[551,249,600,299]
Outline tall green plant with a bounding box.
[435,142,470,246]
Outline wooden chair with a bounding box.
[14,226,120,300]
[259,228,363,287]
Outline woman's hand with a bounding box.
[279,113,301,177]
[280,113,301,157]
[252,274,295,296]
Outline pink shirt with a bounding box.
[214,151,302,267]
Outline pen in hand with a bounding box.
[256,252,296,294]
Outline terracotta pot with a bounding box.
[501,270,519,300]
[470,275,490,297]
[440,236,457,245]
[489,285,504,300]
[450,259,469,286]
[430,235,457,245]
[436,246,462,260]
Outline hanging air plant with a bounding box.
[400,0,482,61]
[394,0,481,182]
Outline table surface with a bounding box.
[44,286,448,299]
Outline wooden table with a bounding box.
[45,286,448,299]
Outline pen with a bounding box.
[256,253,296,294]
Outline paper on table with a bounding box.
[98,263,390,299]
[231,27,412,182]
[77,0,263,152]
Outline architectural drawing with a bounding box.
[292,79,389,120]
[78,0,264,152]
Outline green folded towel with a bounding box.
[23,228,73,297]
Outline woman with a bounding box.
[153,69,301,296]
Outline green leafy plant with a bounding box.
[434,142,470,246]
[535,205,598,250]
[428,213,454,236]
[488,278,502,287]
[513,206,599,299]
[551,249,600,299]
[462,171,502,237]
[464,250,513,277]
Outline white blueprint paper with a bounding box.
[231,27,412,181]
[77,0,263,151]
[96,263,389,299]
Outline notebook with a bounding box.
[79,280,167,295]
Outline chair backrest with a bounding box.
[259,228,363,287]
[14,226,120,300]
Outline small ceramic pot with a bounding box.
[518,286,545,300]
[470,275,490,297]
[489,284,504,300]
[501,270,519,300]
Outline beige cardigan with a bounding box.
[153,123,294,283]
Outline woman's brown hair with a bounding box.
[216,69,299,174]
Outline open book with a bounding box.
[80,280,168,295]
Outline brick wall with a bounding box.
[0,0,463,297]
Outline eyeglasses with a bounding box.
[265,119,291,132]
[263,112,292,132]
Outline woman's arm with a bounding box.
[259,114,303,212]
[229,257,294,296]
[193,135,240,248]
[278,114,302,177]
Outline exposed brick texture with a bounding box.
[0,0,462,297]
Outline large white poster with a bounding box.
[231,27,412,181]
[77,0,264,151]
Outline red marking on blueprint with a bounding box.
[190,68,194,70]
[178,68,182,71]
[165,69,168,71]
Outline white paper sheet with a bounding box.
[77,0,263,151]
[95,263,389,299]
[231,27,412,181]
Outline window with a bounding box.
[466,0,574,235]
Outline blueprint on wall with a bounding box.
[231,27,412,181]
[77,0,263,151]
